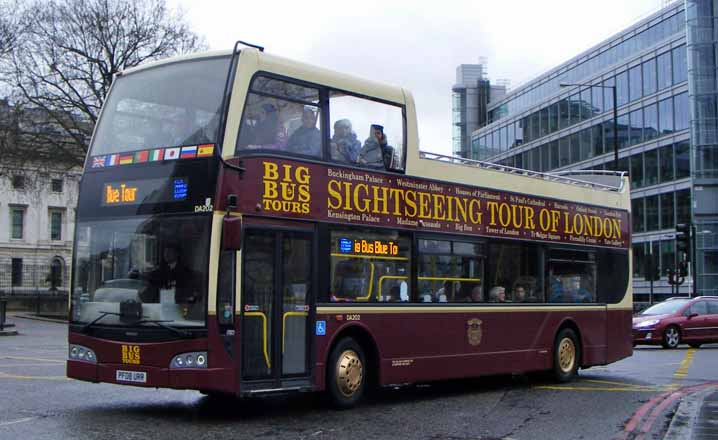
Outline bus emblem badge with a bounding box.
[467,319,482,346]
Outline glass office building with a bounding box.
[467,1,718,300]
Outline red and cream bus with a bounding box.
[67,43,633,408]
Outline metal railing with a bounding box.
[418,150,626,192]
[0,262,69,296]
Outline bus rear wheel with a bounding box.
[553,328,580,383]
[327,337,366,409]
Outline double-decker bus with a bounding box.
[67,43,632,408]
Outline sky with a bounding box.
[173,0,672,155]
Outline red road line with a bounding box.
[619,382,718,439]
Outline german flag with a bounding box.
[119,154,134,165]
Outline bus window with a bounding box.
[417,239,484,303]
[329,92,405,172]
[487,242,544,303]
[329,229,410,303]
[236,76,322,158]
[547,249,597,303]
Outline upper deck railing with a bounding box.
[418,151,627,193]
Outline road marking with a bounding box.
[534,385,658,392]
[0,417,36,427]
[672,348,696,380]
[0,371,70,381]
[581,379,655,389]
[0,363,65,368]
[0,356,64,364]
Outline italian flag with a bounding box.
[150,149,164,161]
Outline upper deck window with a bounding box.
[235,74,406,173]
[91,56,232,156]
[329,92,405,172]
[236,76,322,158]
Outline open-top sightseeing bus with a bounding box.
[67,42,632,408]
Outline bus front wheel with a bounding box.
[327,337,366,409]
[553,328,580,383]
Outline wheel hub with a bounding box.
[558,337,576,373]
[336,349,363,397]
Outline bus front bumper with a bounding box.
[67,360,235,393]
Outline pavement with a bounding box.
[664,387,718,440]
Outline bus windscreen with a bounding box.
[89,55,232,156]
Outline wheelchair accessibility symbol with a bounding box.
[316,320,326,336]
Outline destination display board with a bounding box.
[225,157,630,249]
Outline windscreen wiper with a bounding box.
[81,311,121,334]
[133,319,192,338]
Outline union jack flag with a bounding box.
[92,156,106,168]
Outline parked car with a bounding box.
[633,296,718,349]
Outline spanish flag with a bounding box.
[197,144,214,157]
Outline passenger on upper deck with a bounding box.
[286,106,321,156]
[488,286,506,303]
[330,119,361,163]
[358,124,395,169]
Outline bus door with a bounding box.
[240,227,314,390]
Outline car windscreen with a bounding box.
[640,299,690,316]
[71,214,210,327]
[90,55,232,156]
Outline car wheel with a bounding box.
[662,326,681,349]
[688,343,701,349]
[326,338,366,409]
[553,328,580,383]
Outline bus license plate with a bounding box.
[116,370,147,383]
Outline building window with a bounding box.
[629,108,643,146]
[658,98,674,134]
[629,65,643,102]
[644,104,658,142]
[676,189,691,225]
[10,208,24,239]
[661,239,675,273]
[657,51,672,91]
[659,144,674,183]
[11,258,22,286]
[646,195,659,231]
[633,243,645,278]
[51,178,63,193]
[672,45,687,84]
[50,210,63,241]
[660,192,675,230]
[632,198,645,233]
[630,153,644,189]
[616,71,629,106]
[674,92,690,131]
[642,58,657,97]
[12,175,24,189]
[644,149,658,186]
[675,140,690,178]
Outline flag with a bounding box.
[180,145,197,159]
[150,149,164,161]
[119,154,133,165]
[165,147,180,160]
[134,150,149,163]
[197,144,214,157]
[92,156,106,168]
[105,154,118,166]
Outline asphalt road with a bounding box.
[1,316,716,440]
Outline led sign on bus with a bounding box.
[102,177,188,206]
[339,238,400,256]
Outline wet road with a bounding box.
[1,316,716,440]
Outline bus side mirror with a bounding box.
[223,216,242,250]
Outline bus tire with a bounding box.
[553,328,580,383]
[327,337,366,409]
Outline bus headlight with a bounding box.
[170,352,207,369]
[69,344,97,364]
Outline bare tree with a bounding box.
[0,0,206,170]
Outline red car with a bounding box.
[633,296,718,349]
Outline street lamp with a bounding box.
[559,82,618,171]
